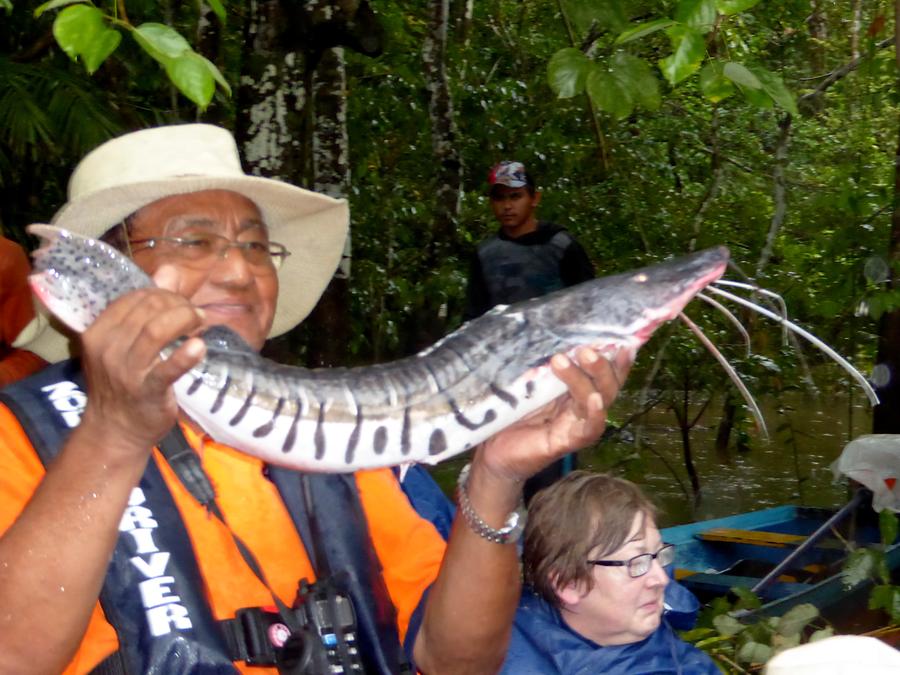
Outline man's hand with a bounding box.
[77,266,206,458]
[477,346,633,483]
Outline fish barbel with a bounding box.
[27,224,728,472]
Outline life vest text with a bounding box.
[120,487,193,637]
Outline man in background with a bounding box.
[463,160,595,502]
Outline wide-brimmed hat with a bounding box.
[15,123,349,363]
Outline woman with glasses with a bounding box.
[501,471,720,674]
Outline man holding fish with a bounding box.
[0,124,631,674]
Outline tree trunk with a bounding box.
[873,0,900,433]
[234,0,306,183]
[807,0,829,74]
[422,0,462,257]
[305,46,352,367]
[410,0,463,351]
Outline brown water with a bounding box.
[583,387,874,527]
[428,384,875,529]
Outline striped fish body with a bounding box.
[27,224,728,472]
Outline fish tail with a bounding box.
[27,224,153,333]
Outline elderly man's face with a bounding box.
[128,190,278,351]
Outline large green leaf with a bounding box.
[716,0,762,15]
[712,613,744,637]
[547,48,591,98]
[52,4,120,73]
[675,0,717,32]
[842,547,880,588]
[723,61,762,89]
[748,65,799,115]
[133,23,192,63]
[611,52,661,111]
[615,18,676,45]
[200,54,231,96]
[1,0,11,12]
[34,0,85,18]
[659,25,706,86]
[870,585,900,622]
[775,603,818,637]
[561,0,628,35]
[699,60,735,102]
[736,640,772,665]
[82,25,121,74]
[206,0,226,23]
[164,52,216,110]
[53,4,103,60]
[586,66,633,119]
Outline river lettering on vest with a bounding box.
[41,380,86,428]
[120,487,193,636]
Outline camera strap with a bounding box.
[157,425,303,638]
[158,425,367,671]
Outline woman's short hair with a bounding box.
[522,471,658,608]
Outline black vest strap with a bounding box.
[268,468,410,675]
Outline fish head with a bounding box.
[27,224,153,334]
[525,246,730,355]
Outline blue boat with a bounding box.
[662,496,900,621]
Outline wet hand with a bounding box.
[78,266,207,456]
[477,346,633,484]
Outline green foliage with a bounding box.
[548,0,798,120]
[35,0,229,109]
[687,594,830,670]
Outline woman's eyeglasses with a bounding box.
[587,543,676,578]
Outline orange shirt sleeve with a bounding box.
[0,404,121,674]
[355,468,447,645]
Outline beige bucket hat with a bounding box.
[15,123,349,363]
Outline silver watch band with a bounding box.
[456,463,526,545]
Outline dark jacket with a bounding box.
[500,583,721,675]
[464,221,594,320]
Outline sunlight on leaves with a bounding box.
[586,67,632,119]
[716,0,763,15]
[660,25,705,86]
[700,60,735,102]
[547,48,591,98]
[34,0,85,18]
[842,547,880,589]
[615,18,676,45]
[53,4,121,74]
[775,603,819,638]
[675,0,717,33]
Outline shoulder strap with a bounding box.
[0,362,237,674]
[268,467,412,675]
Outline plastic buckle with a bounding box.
[235,607,282,666]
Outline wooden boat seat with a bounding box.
[675,571,810,599]
[694,527,843,550]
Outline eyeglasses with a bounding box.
[587,543,676,578]
[128,232,291,271]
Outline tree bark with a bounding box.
[305,46,352,367]
[807,0,829,74]
[234,0,306,183]
[410,0,463,351]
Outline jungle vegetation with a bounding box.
[2,0,900,509]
